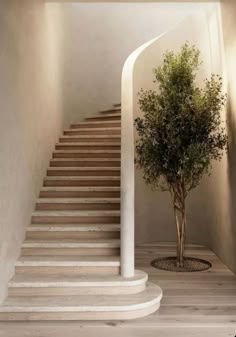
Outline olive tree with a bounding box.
[134,43,228,268]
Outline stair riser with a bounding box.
[71,123,121,129]
[36,203,120,211]
[52,153,120,159]
[0,303,159,321]
[14,266,119,276]
[31,216,120,224]
[22,248,120,256]
[59,137,120,143]
[40,191,120,198]
[44,180,120,187]
[100,109,121,114]
[26,231,120,240]
[9,284,145,297]
[64,130,120,136]
[50,160,120,167]
[85,116,121,122]
[55,145,120,151]
[47,170,120,177]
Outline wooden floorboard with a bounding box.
[1,243,236,337]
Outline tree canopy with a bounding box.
[135,43,228,195]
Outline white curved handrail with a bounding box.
[120,33,169,278]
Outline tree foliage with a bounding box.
[134,43,228,195]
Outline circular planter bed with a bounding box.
[151,256,212,272]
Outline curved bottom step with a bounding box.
[0,283,162,320]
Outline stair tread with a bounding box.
[48,167,120,171]
[22,239,120,248]
[0,283,161,311]
[32,210,120,215]
[53,150,121,153]
[41,186,120,191]
[45,176,120,181]
[64,127,121,131]
[27,224,120,231]
[56,143,120,146]
[36,198,120,203]
[15,255,120,267]
[51,158,120,161]
[100,108,121,113]
[71,120,121,125]
[9,270,147,287]
[60,135,121,139]
[86,113,121,119]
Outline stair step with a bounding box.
[27,222,120,239]
[23,239,120,248]
[55,143,120,151]
[85,113,121,122]
[44,176,120,187]
[70,121,121,129]
[0,283,162,320]
[22,239,120,256]
[27,224,120,231]
[100,107,121,114]
[36,198,120,211]
[64,128,121,136]
[8,270,147,296]
[52,150,121,159]
[47,167,120,176]
[14,255,120,277]
[31,210,120,224]
[59,135,121,143]
[50,158,120,167]
[40,186,120,198]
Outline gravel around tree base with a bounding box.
[151,256,212,272]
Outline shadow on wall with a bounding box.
[226,85,236,268]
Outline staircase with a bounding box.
[0,104,162,320]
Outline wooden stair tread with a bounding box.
[9,270,147,287]
[55,142,120,146]
[64,127,121,131]
[41,186,120,191]
[48,167,120,169]
[36,198,120,203]
[86,113,121,119]
[44,176,120,181]
[15,255,120,266]
[53,150,121,153]
[22,239,120,248]
[0,283,161,311]
[71,120,121,126]
[27,223,120,228]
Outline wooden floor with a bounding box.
[1,242,236,337]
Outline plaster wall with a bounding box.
[55,2,216,126]
[204,0,236,274]
[0,0,63,301]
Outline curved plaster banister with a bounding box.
[120,33,168,278]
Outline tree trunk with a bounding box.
[173,191,186,268]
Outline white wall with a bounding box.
[0,0,64,301]
[204,0,236,274]
[55,2,216,126]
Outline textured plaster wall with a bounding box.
[55,2,215,126]
[203,0,236,274]
[0,0,64,301]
